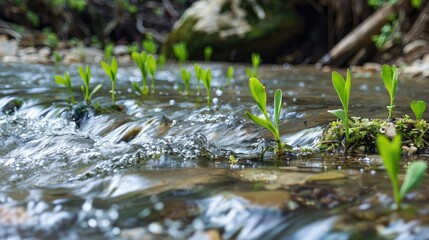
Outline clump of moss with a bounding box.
[319,116,429,153]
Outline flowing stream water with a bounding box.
[1,62,429,239]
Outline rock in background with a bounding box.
[163,0,304,62]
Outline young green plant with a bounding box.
[226,66,234,87]
[173,42,188,63]
[377,135,427,209]
[181,68,191,96]
[246,53,261,78]
[131,51,149,95]
[328,69,352,145]
[411,100,426,121]
[194,63,202,95]
[104,43,114,62]
[100,57,118,106]
[245,77,284,153]
[55,72,76,105]
[147,54,157,94]
[381,64,398,119]
[201,68,212,107]
[78,65,102,105]
[204,46,213,61]
[142,34,158,54]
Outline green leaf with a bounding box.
[246,112,277,136]
[345,69,351,109]
[147,54,157,76]
[248,77,267,116]
[381,64,396,99]
[227,66,234,79]
[400,160,427,197]
[332,71,346,110]
[132,82,141,93]
[100,61,111,79]
[411,100,427,120]
[328,109,346,122]
[90,84,102,98]
[78,66,86,84]
[55,75,66,86]
[111,58,118,76]
[203,69,212,91]
[273,89,282,128]
[377,135,401,182]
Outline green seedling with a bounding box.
[204,46,213,61]
[181,68,191,96]
[194,63,202,95]
[226,66,234,87]
[53,51,62,73]
[100,57,118,106]
[131,51,149,95]
[173,42,188,63]
[142,34,158,54]
[104,43,114,63]
[245,77,284,153]
[328,69,352,146]
[381,64,398,119]
[55,72,76,105]
[246,53,261,78]
[78,65,102,105]
[377,135,427,209]
[147,54,157,94]
[158,53,166,69]
[201,68,212,107]
[411,100,426,121]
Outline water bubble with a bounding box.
[82,200,93,212]
[298,82,305,87]
[359,84,368,91]
[370,170,377,175]
[148,222,164,234]
[169,99,176,105]
[212,98,219,104]
[215,89,223,96]
[154,202,164,211]
[88,218,97,228]
[112,227,121,235]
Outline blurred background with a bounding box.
[0,0,428,68]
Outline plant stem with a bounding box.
[344,111,349,145]
[111,85,115,105]
[392,177,401,209]
[388,98,394,119]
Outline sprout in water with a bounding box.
[245,77,285,155]
[377,135,427,209]
[411,100,426,121]
[201,68,212,108]
[78,65,102,106]
[55,72,76,105]
[226,66,234,87]
[173,42,188,63]
[204,46,213,61]
[147,54,157,94]
[131,51,149,95]
[381,64,398,119]
[328,69,352,148]
[100,57,118,106]
[194,63,202,95]
[104,42,114,62]
[142,33,158,54]
[180,68,191,96]
[246,53,261,78]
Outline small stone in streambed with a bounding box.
[119,127,142,143]
[232,191,292,209]
[305,171,347,183]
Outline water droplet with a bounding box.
[88,218,97,228]
[212,98,219,104]
[148,222,163,234]
[215,89,223,96]
[298,82,305,87]
[169,99,175,105]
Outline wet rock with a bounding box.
[0,206,33,225]
[363,62,382,73]
[1,98,23,114]
[70,47,104,63]
[232,190,291,209]
[230,169,278,182]
[403,40,428,55]
[119,127,142,143]
[0,39,18,57]
[2,55,19,63]
[38,47,51,58]
[305,171,347,182]
[113,45,129,56]
[62,52,81,64]
[164,0,304,61]
[18,47,37,56]
[60,104,95,128]
[20,53,49,64]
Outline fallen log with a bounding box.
[317,4,396,66]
